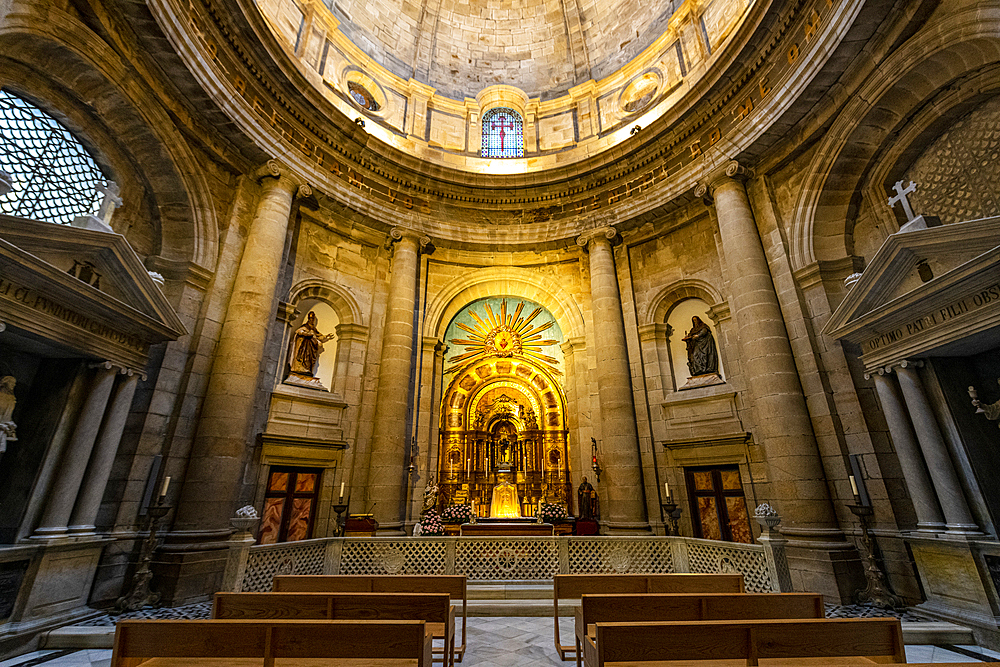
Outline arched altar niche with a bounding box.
[437,298,570,517]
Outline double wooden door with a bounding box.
[684,465,752,543]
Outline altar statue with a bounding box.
[489,465,522,519]
[578,476,597,520]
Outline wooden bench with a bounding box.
[553,573,745,660]
[214,592,455,667]
[272,574,468,663]
[582,617,905,667]
[573,593,824,667]
[111,618,432,666]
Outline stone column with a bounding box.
[697,162,839,534]
[174,161,306,535]
[33,362,119,537]
[869,369,945,531]
[368,228,427,533]
[577,227,648,532]
[894,361,978,532]
[68,370,142,533]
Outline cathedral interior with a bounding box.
[4,0,1000,661]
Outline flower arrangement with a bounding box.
[440,503,473,524]
[417,509,444,536]
[539,502,568,522]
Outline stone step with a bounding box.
[901,621,975,645]
[41,625,114,650]
[467,581,553,600]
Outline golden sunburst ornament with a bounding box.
[447,299,561,375]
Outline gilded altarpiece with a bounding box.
[438,298,571,516]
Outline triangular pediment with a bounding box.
[825,215,1000,365]
[0,216,187,365]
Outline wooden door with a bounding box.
[258,467,322,544]
[684,465,752,543]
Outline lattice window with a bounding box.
[481,107,524,159]
[0,89,107,225]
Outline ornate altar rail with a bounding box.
[223,534,792,595]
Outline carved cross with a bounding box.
[887,180,918,223]
[96,181,123,225]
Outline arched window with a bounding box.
[481,107,524,158]
[0,89,107,225]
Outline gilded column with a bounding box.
[894,361,978,532]
[869,368,945,531]
[174,161,307,535]
[68,370,142,533]
[577,227,648,532]
[369,228,428,533]
[697,162,839,534]
[33,362,119,537]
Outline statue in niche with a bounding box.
[0,376,16,453]
[577,476,598,520]
[680,316,723,390]
[285,311,335,391]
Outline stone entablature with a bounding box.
[825,215,1000,371]
[0,216,187,370]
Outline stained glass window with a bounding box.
[348,81,380,112]
[0,89,107,225]
[481,107,524,158]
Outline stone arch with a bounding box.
[0,20,220,269]
[288,278,365,326]
[425,267,586,340]
[789,10,1000,272]
[646,278,725,325]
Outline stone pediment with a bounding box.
[825,215,1000,369]
[0,216,187,368]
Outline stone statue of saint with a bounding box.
[285,311,335,390]
[578,476,596,520]
[422,475,439,516]
[682,316,719,377]
[523,404,538,430]
[0,376,17,453]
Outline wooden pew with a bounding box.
[272,574,468,663]
[111,618,432,666]
[553,573,745,660]
[573,593,824,667]
[213,592,455,667]
[583,617,905,667]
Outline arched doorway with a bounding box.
[437,298,570,516]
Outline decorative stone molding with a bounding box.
[575,226,618,249]
[695,160,755,201]
[387,226,431,249]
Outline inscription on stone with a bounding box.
[865,283,1000,352]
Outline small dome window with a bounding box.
[481,107,524,159]
[348,81,381,112]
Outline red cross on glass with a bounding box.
[491,113,516,152]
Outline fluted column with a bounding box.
[174,162,307,535]
[697,162,839,534]
[369,228,427,533]
[577,227,648,532]
[894,361,978,532]
[68,370,142,533]
[33,362,119,537]
[869,369,945,531]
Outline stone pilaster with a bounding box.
[869,368,946,531]
[173,161,307,537]
[33,362,119,538]
[577,227,649,533]
[893,361,978,533]
[369,228,428,533]
[68,370,142,533]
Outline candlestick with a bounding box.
[159,476,171,499]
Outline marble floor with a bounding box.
[3,617,1000,666]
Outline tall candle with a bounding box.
[159,476,171,499]
[849,475,859,497]
[664,481,670,500]
[339,482,345,500]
